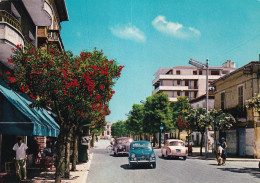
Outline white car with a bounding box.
[161,139,188,160]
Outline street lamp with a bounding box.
[189,58,209,158]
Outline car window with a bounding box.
[169,141,184,146]
[116,138,132,144]
[131,142,152,149]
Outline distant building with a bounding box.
[101,121,112,139]
[212,61,260,158]
[152,60,236,101]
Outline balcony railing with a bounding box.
[0,10,22,32]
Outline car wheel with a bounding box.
[129,163,133,169]
[152,162,156,169]
[165,151,168,159]
[183,156,187,160]
[114,152,117,156]
[259,161,260,169]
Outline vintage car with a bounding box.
[184,140,194,147]
[128,141,156,169]
[161,139,187,160]
[113,137,133,156]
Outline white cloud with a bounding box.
[110,24,146,43]
[152,15,201,39]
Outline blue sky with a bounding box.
[61,0,260,123]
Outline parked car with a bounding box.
[161,139,188,160]
[113,137,133,156]
[128,140,156,169]
[184,140,194,147]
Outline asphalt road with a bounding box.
[86,140,260,183]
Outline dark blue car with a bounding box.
[128,141,156,169]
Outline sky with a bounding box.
[61,0,260,123]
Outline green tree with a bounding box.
[208,109,236,153]
[127,104,144,139]
[111,121,129,137]
[170,96,191,138]
[143,93,173,148]
[247,93,260,111]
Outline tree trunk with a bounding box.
[214,129,217,155]
[200,132,204,156]
[55,131,66,183]
[71,127,79,171]
[152,133,156,147]
[64,127,73,178]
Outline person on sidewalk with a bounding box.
[13,136,28,180]
[220,137,227,166]
[217,142,223,166]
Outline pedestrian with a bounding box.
[220,137,227,166]
[217,142,223,166]
[13,136,28,180]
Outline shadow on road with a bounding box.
[218,167,260,179]
[109,154,128,157]
[120,164,153,170]
[158,156,186,161]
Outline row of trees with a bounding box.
[8,45,123,183]
[112,93,236,155]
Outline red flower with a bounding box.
[68,105,72,110]
[7,58,14,63]
[109,60,113,64]
[100,84,104,90]
[9,77,16,83]
[50,62,54,65]
[6,71,11,75]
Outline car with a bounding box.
[161,139,188,160]
[128,140,156,169]
[184,140,194,147]
[113,137,133,156]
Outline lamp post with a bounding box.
[189,58,209,158]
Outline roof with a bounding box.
[55,0,69,21]
[212,61,260,85]
[0,79,59,136]
[189,94,214,104]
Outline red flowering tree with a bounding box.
[8,45,123,182]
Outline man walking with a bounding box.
[13,136,28,180]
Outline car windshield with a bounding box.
[131,142,152,149]
[116,139,129,144]
[169,141,184,146]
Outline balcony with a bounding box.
[0,10,24,69]
[37,27,64,50]
[152,86,189,94]
[22,0,52,26]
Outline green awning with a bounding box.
[0,79,59,137]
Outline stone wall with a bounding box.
[226,130,237,155]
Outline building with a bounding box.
[0,0,68,172]
[101,121,112,139]
[152,60,236,102]
[212,61,260,158]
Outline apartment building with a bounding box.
[152,60,236,101]
[213,61,260,158]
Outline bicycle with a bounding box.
[106,144,113,153]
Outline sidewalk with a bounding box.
[189,147,260,162]
[7,152,94,183]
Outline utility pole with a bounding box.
[189,58,209,158]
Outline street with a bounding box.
[87,140,260,183]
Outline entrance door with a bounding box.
[238,128,246,156]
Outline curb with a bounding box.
[81,153,93,183]
[188,156,260,162]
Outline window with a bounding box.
[194,80,198,89]
[221,92,225,110]
[193,71,197,75]
[177,80,181,85]
[199,70,202,75]
[185,80,189,86]
[211,70,220,75]
[107,131,110,135]
[185,91,189,97]
[177,91,181,96]
[238,86,243,107]
[107,125,109,129]
[176,70,180,75]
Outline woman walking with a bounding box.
[221,137,227,166]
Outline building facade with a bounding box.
[0,0,68,172]
[101,121,112,139]
[152,60,236,101]
[213,61,260,158]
